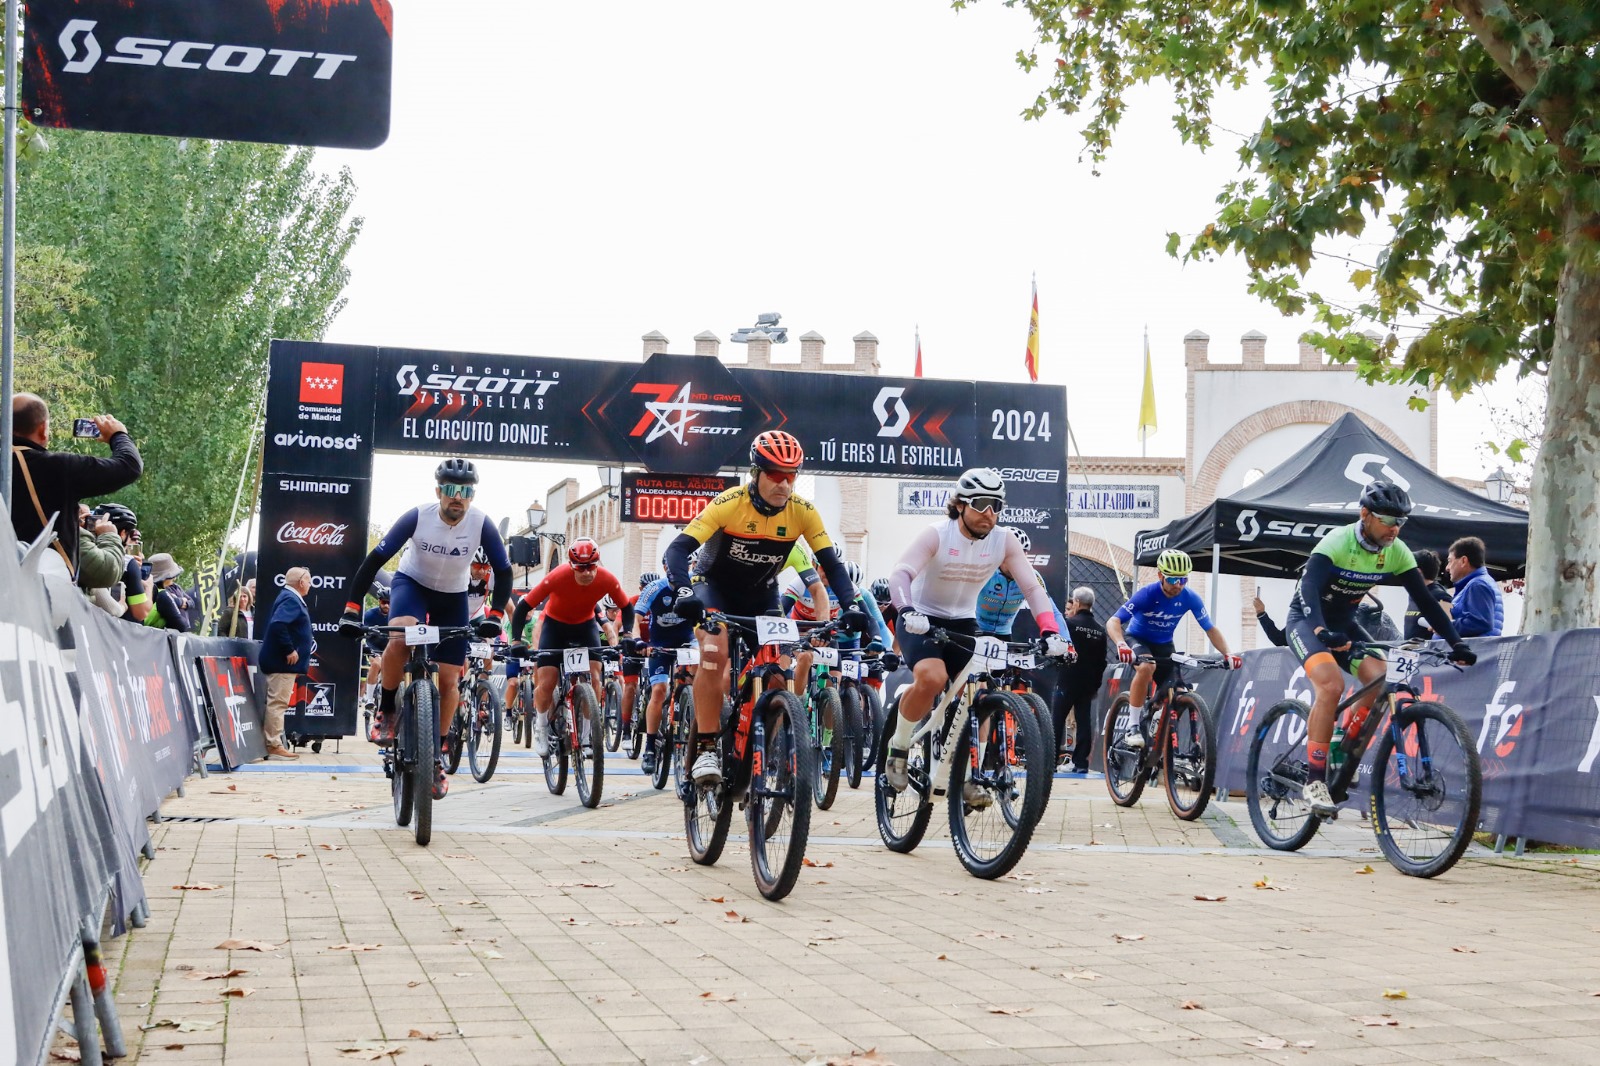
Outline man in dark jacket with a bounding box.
[1054,587,1108,773]
[1448,536,1504,637]
[9,394,142,577]
[259,566,314,760]
[1404,548,1454,640]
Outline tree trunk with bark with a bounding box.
[1524,204,1600,633]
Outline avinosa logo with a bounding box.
[274,431,362,451]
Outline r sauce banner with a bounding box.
[24,0,394,148]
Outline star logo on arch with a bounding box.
[629,381,743,445]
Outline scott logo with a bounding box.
[1237,509,1340,542]
[874,386,910,438]
[276,521,348,547]
[629,382,742,445]
[395,364,557,398]
[1238,509,1262,542]
[58,19,358,79]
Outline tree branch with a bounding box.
[1451,1,1572,149]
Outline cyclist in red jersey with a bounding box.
[509,538,636,754]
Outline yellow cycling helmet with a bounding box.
[1156,549,1193,577]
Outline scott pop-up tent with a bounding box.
[1134,413,1528,580]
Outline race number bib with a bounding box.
[1007,651,1037,671]
[841,658,862,680]
[404,625,440,646]
[813,647,840,666]
[756,616,799,645]
[469,642,493,660]
[603,659,619,677]
[972,635,1008,670]
[562,647,590,675]
[675,646,701,666]
[1385,648,1421,684]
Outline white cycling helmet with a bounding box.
[954,467,1006,503]
[1007,527,1031,552]
[844,560,864,586]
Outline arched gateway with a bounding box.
[259,340,1070,739]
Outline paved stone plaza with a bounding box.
[87,750,1600,1065]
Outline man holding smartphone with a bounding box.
[9,394,143,580]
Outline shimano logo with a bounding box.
[279,479,350,495]
[273,431,362,451]
[396,364,558,398]
[996,468,1060,483]
[873,386,910,438]
[57,19,358,79]
[277,521,348,547]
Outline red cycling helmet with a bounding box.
[567,537,601,567]
[750,430,804,471]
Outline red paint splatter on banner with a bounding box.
[28,43,66,126]
[262,1,393,37]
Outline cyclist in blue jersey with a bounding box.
[975,557,1069,639]
[635,571,696,777]
[1105,548,1241,749]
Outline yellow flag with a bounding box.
[1137,329,1157,443]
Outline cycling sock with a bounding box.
[379,686,397,716]
[891,713,916,750]
[1307,741,1329,783]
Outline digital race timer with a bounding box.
[619,472,735,524]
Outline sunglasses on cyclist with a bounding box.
[964,496,1005,515]
[571,563,597,573]
[1161,573,1189,586]
[439,483,475,499]
[1371,513,1406,528]
[761,469,799,485]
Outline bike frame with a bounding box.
[1113,653,1210,771]
[902,632,1026,798]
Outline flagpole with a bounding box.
[1,0,19,511]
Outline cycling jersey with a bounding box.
[889,521,1058,633]
[976,569,1067,636]
[784,575,893,650]
[466,575,488,618]
[378,504,508,593]
[1291,525,1416,619]
[1114,582,1213,644]
[679,485,835,590]
[637,578,694,649]
[517,564,631,627]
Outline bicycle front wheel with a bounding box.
[858,682,885,775]
[1164,692,1216,821]
[670,686,694,792]
[467,681,503,783]
[1371,701,1481,877]
[604,678,623,752]
[573,684,605,809]
[749,690,814,901]
[626,683,647,760]
[949,692,1046,879]
[410,680,439,847]
[443,709,464,775]
[543,707,569,795]
[813,685,846,811]
[1016,691,1054,811]
[1246,699,1321,851]
[1101,693,1147,806]
[841,684,865,790]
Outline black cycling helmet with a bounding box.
[375,584,391,603]
[93,503,138,532]
[435,458,478,484]
[639,571,661,589]
[869,577,890,605]
[1359,480,1412,517]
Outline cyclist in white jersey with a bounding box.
[341,459,512,798]
[883,468,1074,792]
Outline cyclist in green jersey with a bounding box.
[1285,481,1476,816]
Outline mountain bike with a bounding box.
[651,646,699,792]
[873,629,1059,879]
[1246,642,1480,877]
[503,659,532,748]
[360,623,473,847]
[514,644,609,809]
[984,646,1058,810]
[1100,652,1227,821]
[602,650,625,753]
[682,611,816,901]
[441,642,505,783]
[610,640,648,760]
[799,627,853,811]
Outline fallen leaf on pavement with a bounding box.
[610,920,644,927]
[262,853,306,860]
[1113,933,1145,943]
[661,918,679,925]
[317,844,345,851]
[987,1005,1033,1016]
[545,882,614,889]
[1355,1015,1399,1026]
[1180,1000,1203,1010]
[806,1050,896,1066]
[936,954,947,961]
[454,899,486,907]
[723,910,749,923]
[482,950,505,960]
[406,981,421,989]
[407,1029,441,1041]
[1061,970,1103,981]
[1294,1041,1316,1048]
[185,969,248,981]
[219,987,255,999]
[444,854,476,860]
[703,896,726,903]
[330,944,382,952]
[337,1041,404,1060]
[49,1050,80,1062]
[971,931,1012,940]
[1356,864,1376,874]
[561,918,590,926]
[699,991,737,1002]
[1192,895,1227,902]
[1451,946,1477,954]
[215,939,276,952]
[173,883,223,891]
[1253,877,1284,890]
[1243,1036,1287,1049]
[802,858,834,868]
[140,1019,221,1033]
[1382,989,1408,999]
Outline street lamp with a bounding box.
[526,502,546,531]
[1485,467,1514,505]
[598,465,622,500]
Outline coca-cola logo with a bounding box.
[277,521,348,547]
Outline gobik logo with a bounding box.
[57,19,359,79]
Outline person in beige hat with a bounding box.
[259,567,315,760]
[144,553,192,632]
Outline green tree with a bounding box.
[18,133,361,569]
[975,0,1599,631]
[14,244,105,421]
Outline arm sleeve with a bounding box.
[888,525,941,610]
[1402,568,1464,644]
[1112,589,1140,627]
[663,532,700,591]
[347,509,418,609]
[1257,611,1287,648]
[479,517,514,616]
[852,590,893,648]
[67,432,144,496]
[1296,554,1335,631]
[812,546,857,607]
[607,578,637,632]
[1187,588,1215,632]
[1000,532,1059,633]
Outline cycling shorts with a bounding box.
[696,579,779,620]
[535,617,602,669]
[504,656,523,680]
[621,654,643,679]
[899,614,979,677]
[389,572,469,668]
[1127,638,1177,691]
[1284,608,1375,673]
[647,649,677,687]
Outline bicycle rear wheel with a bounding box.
[950,693,1046,879]
[410,681,439,847]
[604,678,623,752]
[467,681,503,783]
[842,684,865,790]
[1371,701,1481,877]
[543,705,569,795]
[626,683,647,759]
[1101,693,1148,806]
[813,685,846,811]
[1164,692,1216,821]
[573,684,605,809]
[1246,699,1321,851]
[749,690,814,901]
[874,697,933,853]
[858,683,885,775]
[1017,691,1054,811]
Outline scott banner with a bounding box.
[1093,633,1600,849]
[23,0,394,148]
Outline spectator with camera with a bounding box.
[75,504,126,596]
[90,503,154,623]
[9,394,142,580]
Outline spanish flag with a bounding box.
[1138,327,1158,449]
[1023,275,1040,382]
[914,326,923,378]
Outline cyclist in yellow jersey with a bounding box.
[664,430,867,785]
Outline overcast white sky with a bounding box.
[311,0,1516,534]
